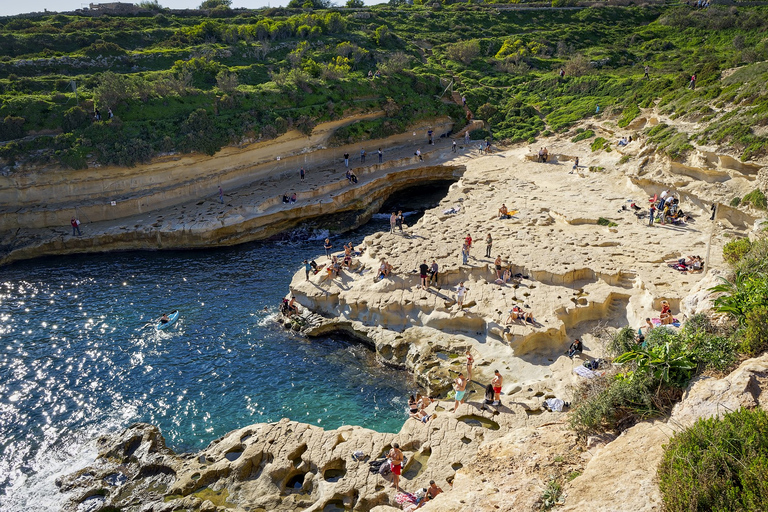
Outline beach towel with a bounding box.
[395,492,419,505]
[545,398,565,412]
[651,318,681,327]
[443,206,461,215]
[574,366,597,379]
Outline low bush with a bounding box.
[590,137,607,152]
[571,129,594,143]
[658,408,768,512]
[722,238,752,265]
[742,306,768,357]
[742,188,767,210]
[730,196,741,207]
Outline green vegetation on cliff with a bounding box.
[570,234,768,437]
[1,3,768,169]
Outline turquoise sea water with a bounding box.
[0,219,415,510]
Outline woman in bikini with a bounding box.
[466,350,474,380]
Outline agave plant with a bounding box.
[709,271,768,325]
[615,342,696,388]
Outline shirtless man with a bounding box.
[454,372,467,412]
[494,255,503,280]
[491,370,503,406]
[416,480,443,508]
[388,443,404,491]
[498,204,510,219]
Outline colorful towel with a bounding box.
[651,318,681,327]
[395,492,418,505]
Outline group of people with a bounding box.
[505,305,534,325]
[649,189,689,225]
[668,255,704,273]
[537,147,549,163]
[389,211,405,233]
[345,169,358,184]
[378,259,395,281]
[617,136,633,146]
[408,394,436,423]
[418,259,439,290]
[366,69,382,79]
[279,296,300,317]
[282,193,297,204]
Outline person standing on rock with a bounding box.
[643,64,650,80]
[429,259,439,287]
[465,234,472,257]
[485,233,493,258]
[300,167,305,181]
[428,129,433,145]
[344,153,349,167]
[396,210,404,232]
[218,186,224,204]
[419,259,430,290]
[491,370,503,406]
[494,255,503,280]
[452,140,457,153]
[454,372,467,412]
[390,212,397,233]
[456,281,467,310]
[388,443,404,491]
[461,242,469,265]
[465,131,470,144]
[361,148,366,163]
[304,259,312,280]
[324,238,332,260]
[378,148,383,163]
[70,217,81,236]
[466,350,474,381]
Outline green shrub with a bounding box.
[618,155,630,164]
[742,189,767,210]
[722,238,752,265]
[730,196,742,207]
[658,408,768,512]
[62,107,90,133]
[609,326,638,356]
[597,217,617,227]
[742,306,768,356]
[568,370,658,438]
[571,129,594,143]
[0,115,26,141]
[590,137,607,152]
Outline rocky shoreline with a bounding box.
[55,114,768,511]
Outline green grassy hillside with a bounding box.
[1,3,767,169]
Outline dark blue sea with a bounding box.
[0,218,417,510]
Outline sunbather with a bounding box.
[660,300,674,325]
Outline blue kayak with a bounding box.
[156,310,179,331]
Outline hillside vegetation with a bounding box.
[1,3,768,169]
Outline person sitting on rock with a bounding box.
[660,300,674,325]
[290,193,297,203]
[416,480,443,509]
[567,339,583,358]
[288,297,300,316]
[506,306,521,324]
[498,204,511,219]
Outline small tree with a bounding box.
[199,0,230,8]
[346,0,364,6]
[62,107,90,132]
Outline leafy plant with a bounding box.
[742,189,767,210]
[658,408,768,512]
[615,343,696,389]
[710,271,768,324]
[571,129,594,143]
[723,238,752,265]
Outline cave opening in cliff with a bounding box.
[378,179,456,220]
